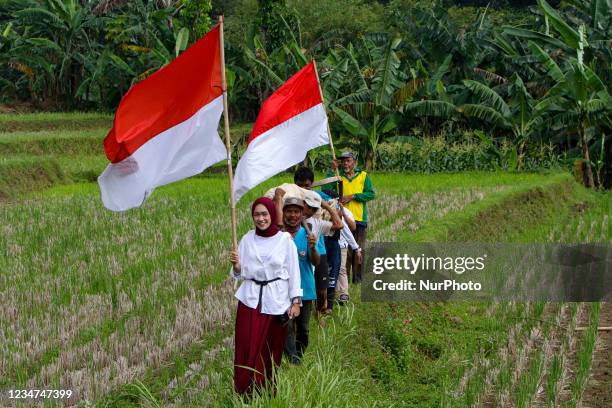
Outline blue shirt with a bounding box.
[293,226,317,301]
[317,190,332,201]
[316,235,326,255]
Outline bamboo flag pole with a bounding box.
[219,16,238,251]
[312,59,343,195]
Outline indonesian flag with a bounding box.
[98,25,226,211]
[233,62,330,202]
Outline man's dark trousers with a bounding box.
[284,300,312,363]
[347,222,367,283]
[325,236,341,308]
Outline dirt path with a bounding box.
[580,302,612,408]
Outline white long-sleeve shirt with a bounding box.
[339,207,360,250]
[231,230,303,315]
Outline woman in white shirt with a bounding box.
[229,197,302,395]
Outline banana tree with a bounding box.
[534,51,611,188]
[459,74,542,170]
[10,0,100,107]
[324,34,412,170]
[522,0,612,188]
[398,54,460,137]
[390,0,493,85]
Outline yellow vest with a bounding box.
[342,171,367,222]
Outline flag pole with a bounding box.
[312,59,342,194]
[219,16,238,251]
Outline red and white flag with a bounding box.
[233,62,330,202]
[98,25,226,211]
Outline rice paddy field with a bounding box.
[0,113,610,407]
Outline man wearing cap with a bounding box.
[328,151,376,284]
[293,166,353,314]
[301,189,343,318]
[274,193,319,364]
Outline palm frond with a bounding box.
[14,8,64,28]
[537,0,581,49]
[463,80,511,117]
[331,89,373,108]
[373,37,402,105]
[331,105,368,137]
[392,79,423,107]
[502,27,570,52]
[460,104,510,128]
[527,41,565,83]
[402,100,457,118]
[473,68,507,85]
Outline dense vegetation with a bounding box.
[1,0,610,186]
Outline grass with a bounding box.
[401,173,577,242]
[0,112,112,132]
[0,171,559,407]
[0,156,68,199]
[0,129,104,156]
[2,171,608,407]
[1,112,610,407]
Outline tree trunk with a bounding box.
[580,126,595,188]
[517,140,526,171]
[365,148,374,171]
[604,135,612,189]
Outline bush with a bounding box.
[309,138,563,173]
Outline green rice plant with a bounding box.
[403,173,576,242]
[515,353,544,408]
[546,354,563,406]
[124,380,163,408]
[568,302,601,406]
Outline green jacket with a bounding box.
[325,167,375,223]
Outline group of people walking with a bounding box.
[229,152,376,395]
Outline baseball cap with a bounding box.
[303,190,322,209]
[283,196,304,209]
[337,151,356,160]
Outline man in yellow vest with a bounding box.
[327,151,375,285]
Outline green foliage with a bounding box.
[287,0,385,46]
[526,0,612,187]
[255,0,298,53]
[176,0,212,42]
[309,135,561,173]
[324,33,409,169]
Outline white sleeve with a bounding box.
[343,207,355,222]
[318,219,334,237]
[230,267,241,280]
[342,219,360,250]
[286,237,303,300]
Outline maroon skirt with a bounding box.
[234,301,288,394]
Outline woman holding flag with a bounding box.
[229,197,303,395]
